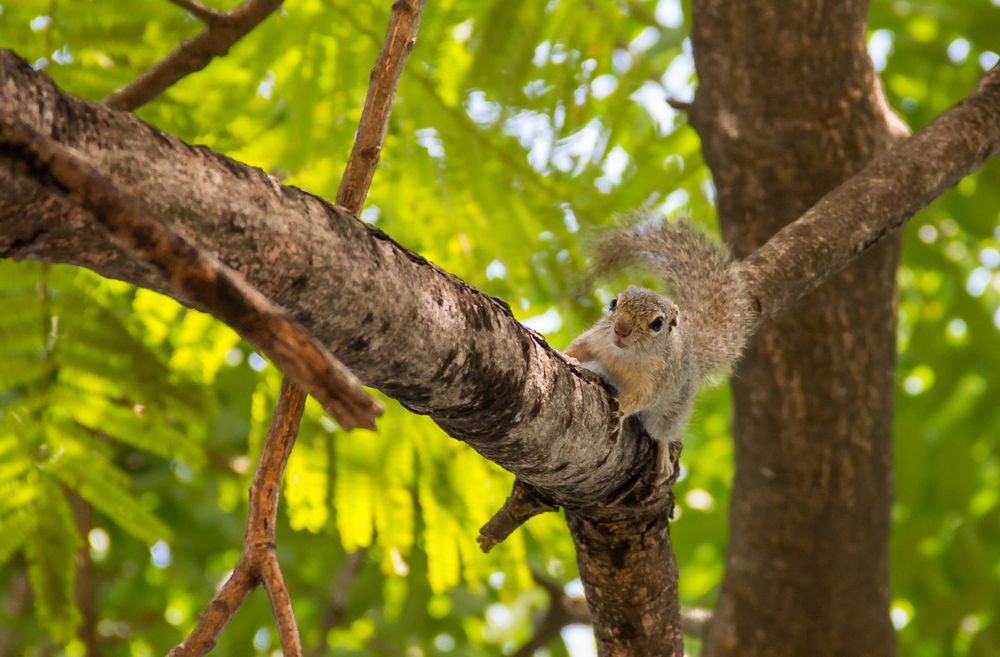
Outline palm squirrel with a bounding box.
[565,215,754,483]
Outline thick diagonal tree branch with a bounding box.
[104,0,283,111]
[3,51,1000,655]
[0,114,379,430]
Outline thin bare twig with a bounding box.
[104,0,284,110]
[69,493,101,657]
[0,115,381,431]
[336,0,427,211]
[666,97,693,112]
[261,553,302,657]
[309,549,367,657]
[167,0,224,24]
[167,381,306,657]
[510,568,589,657]
[511,567,710,656]
[167,562,256,657]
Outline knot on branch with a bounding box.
[478,479,557,553]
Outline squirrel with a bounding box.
[564,214,754,483]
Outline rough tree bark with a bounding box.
[2,43,999,655]
[690,2,903,655]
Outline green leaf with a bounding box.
[25,481,81,645]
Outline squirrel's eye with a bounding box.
[609,298,617,312]
[649,317,665,332]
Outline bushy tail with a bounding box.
[589,213,754,374]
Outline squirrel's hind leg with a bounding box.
[654,441,675,484]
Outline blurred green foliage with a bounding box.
[0,0,998,656]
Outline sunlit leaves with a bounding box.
[2,0,999,655]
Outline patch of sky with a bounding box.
[591,74,618,100]
[248,352,268,371]
[596,145,629,193]
[550,119,605,175]
[562,205,580,233]
[947,38,971,63]
[868,29,894,72]
[966,267,991,297]
[660,188,690,215]
[466,90,501,125]
[52,46,72,65]
[415,127,445,159]
[630,27,661,55]
[150,541,172,569]
[452,19,474,43]
[612,49,633,74]
[524,79,553,98]
[631,82,677,136]
[655,0,683,28]
[661,40,695,102]
[256,71,276,99]
[980,247,1000,269]
[486,260,507,280]
[521,308,562,334]
[534,41,552,67]
[562,626,597,657]
[504,110,554,171]
[30,15,51,31]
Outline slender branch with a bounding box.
[167,0,224,24]
[510,568,590,657]
[741,63,1000,327]
[0,115,380,431]
[69,493,101,657]
[309,549,367,657]
[168,381,306,657]
[666,97,693,112]
[681,607,712,638]
[167,561,257,657]
[103,0,284,110]
[336,0,426,211]
[261,553,302,657]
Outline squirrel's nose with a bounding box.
[613,320,632,338]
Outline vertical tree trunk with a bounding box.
[568,510,683,656]
[689,2,905,655]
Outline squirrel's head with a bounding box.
[605,286,679,352]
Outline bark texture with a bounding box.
[0,50,638,508]
[690,2,901,655]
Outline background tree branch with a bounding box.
[103,0,284,111]
[0,115,380,431]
